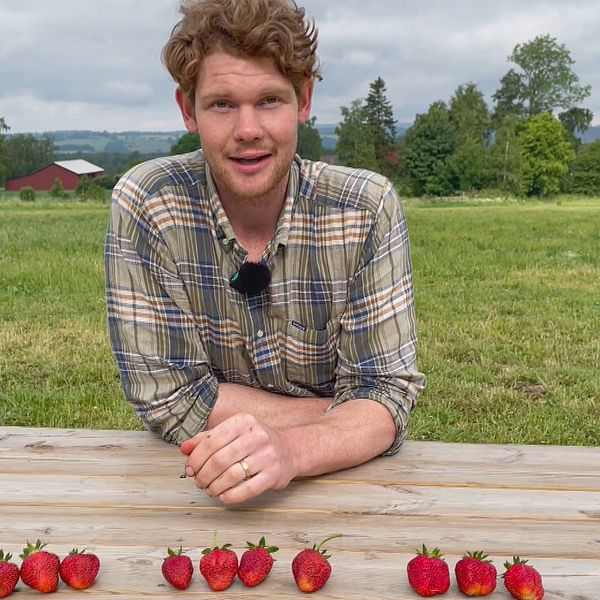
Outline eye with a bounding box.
[212,100,231,110]
[261,96,280,107]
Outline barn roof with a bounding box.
[54,159,104,175]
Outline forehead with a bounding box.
[196,51,294,97]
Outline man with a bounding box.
[105,0,425,505]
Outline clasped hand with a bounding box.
[180,413,298,504]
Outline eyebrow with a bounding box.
[199,86,295,105]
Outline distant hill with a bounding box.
[21,130,187,155]
[317,122,412,151]
[317,122,600,151]
[581,126,600,144]
[16,123,600,156]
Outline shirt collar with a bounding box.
[271,155,300,249]
[205,160,236,244]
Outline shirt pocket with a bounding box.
[279,317,340,389]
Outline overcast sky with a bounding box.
[2,0,599,133]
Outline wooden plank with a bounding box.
[2,427,600,490]
[1,544,597,599]
[2,474,600,521]
[1,427,599,599]
[1,506,599,560]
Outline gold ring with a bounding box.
[239,459,251,480]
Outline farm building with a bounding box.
[5,159,104,191]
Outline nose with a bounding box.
[234,105,263,142]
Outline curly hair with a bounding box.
[162,0,321,102]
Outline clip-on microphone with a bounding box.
[229,261,271,296]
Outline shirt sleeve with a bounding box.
[331,178,426,455]
[105,177,218,444]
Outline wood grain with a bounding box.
[1,426,598,599]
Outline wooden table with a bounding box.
[1,426,598,598]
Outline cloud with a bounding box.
[1,0,599,132]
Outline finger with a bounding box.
[185,422,242,475]
[204,455,257,498]
[194,434,260,489]
[180,435,204,456]
[218,470,272,505]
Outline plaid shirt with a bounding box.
[105,152,425,454]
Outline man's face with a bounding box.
[176,51,313,204]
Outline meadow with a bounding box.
[1,193,598,445]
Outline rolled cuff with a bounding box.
[141,374,219,445]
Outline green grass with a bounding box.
[1,193,599,445]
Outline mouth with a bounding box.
[230,153,271,166]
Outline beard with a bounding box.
[205,143,295,206]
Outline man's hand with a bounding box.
[180,413,298,505]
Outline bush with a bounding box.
[50,178,66,198]
[19,187,36,201]
[569,140,600,196]
[75,176,105,200]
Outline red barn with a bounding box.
[5,159,104,192]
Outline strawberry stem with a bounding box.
[315,534,343,553]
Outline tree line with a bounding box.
[332,34,599,197]
[2,33,599,197]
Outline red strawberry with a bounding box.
[161,546,193,590]
[407,545,450,597]
[292,534,342,593]
[455,551,497,596]
[238,536,278,587]
[503,557,544,600]
[0,550,20,599]
[59,548,100,590]
[19,539,60,593]
[199,535,238,591]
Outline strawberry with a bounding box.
[0,550,20,599]
[161,546,193,590]
[199,534,238,591]
[19,539,60,593]
[503,557,544,600]
[292,534,342,593]
[59,548,100,590]
[455,551,497,596]
[406,545,450,597]
[238,536,278,587]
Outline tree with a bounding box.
[364,77,398,175]
[447,83,491,190]
[558,107,593,147]
[449,83,490,144]
[0,117,10,186]
[170,132,201,154]
[447,137,490,192]
[403,101,457,196]
[520,113,575,197]
[489,114,526,196]
[568,139,600,195]
[335,99,378,171]
[297,116,323,160]
[492,70,527,125]
[50,178,66,198]
[75,176,105,200]
[5,133,56,179]
[493,34,591,119]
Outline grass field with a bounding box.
[1,194,599,445]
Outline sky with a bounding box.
[1,0,600,133]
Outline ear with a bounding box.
[297,79,314,125]
[175,87,199,133]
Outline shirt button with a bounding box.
[256,329,264,338]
